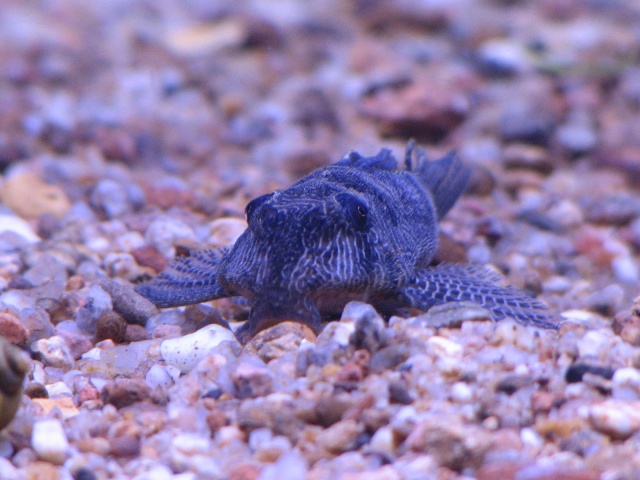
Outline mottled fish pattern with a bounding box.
[137,143,556,342]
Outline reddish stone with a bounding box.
[131,244,168,273]
[101,379,151,409]
[0,312,29,344]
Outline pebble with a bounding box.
[499,100,556,146]
[232,357,274,399]
[369,345,410,373]
[94,310,128,343]
[1,171,71,219]
[98,340,160,376]
[556,116,598,154]
[0,214,40,244]
[612,368,640,400]
[32,335,74,369]
[75,285,113,335]
[101,378,152,409]
[360,73,468,141]
[315,419,362,454]
[144,217,196,258]
[258,451,308,480]
[405,418,488,471]
[0,458,20,480]
[426,335,463,359]
[161,324,238,373]
[146,364,181,390]
[316,321,355,348]
[249,321,315,363]
[45,381,73,397]
[586,399,640,439]
[415,301,492,328]
[165,19,247,56]
[131,244,168,273]
[98,279,158,326]
[90,179,144,219]
[103,252,149,281]
[0,311,29,344]
[206,217,247,248]
[31,419,70,464]
[576,330,616,359]
[611,255,639,284]
[584,284,624,315]
[503,144,554,174]
[450,382,473,403]
[477,38,532,77]
[345,301,387,352]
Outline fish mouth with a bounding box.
[234,292,321,344]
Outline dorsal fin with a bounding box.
[409,144,470,219]
[336,148,398,170]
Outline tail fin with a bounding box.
[406,142,470,219]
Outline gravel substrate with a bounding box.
[2,0,640,479]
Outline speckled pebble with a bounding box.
[161,324,238,373]
[232,357,274,399]
[101,378,152,409]
[98,279,158,326]
[32,335,74,369]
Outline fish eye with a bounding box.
[245,193,274,223]
[336,192,369,230]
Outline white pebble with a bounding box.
[0,214,40,243]
[0,458,20,480]
[520,427,543,449]
[612,256,639,284]
[543,276,572,294]
[161,324,238,373]
[587,400,640,439]
[450,382,473,402]
[131,464,175,480]
[369,426,395,455]
[577,329,616,358]
[318,321,355,347]
[45,381,73,398]
[81,347,102,360]
[146,364,180,389]
[115,231,146,252]
[32,419,69,464]
[427,336,463,359]
[258,450,308,480]
[613,368,640,400]
[172,433,211,455]
[216,425,245,445]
